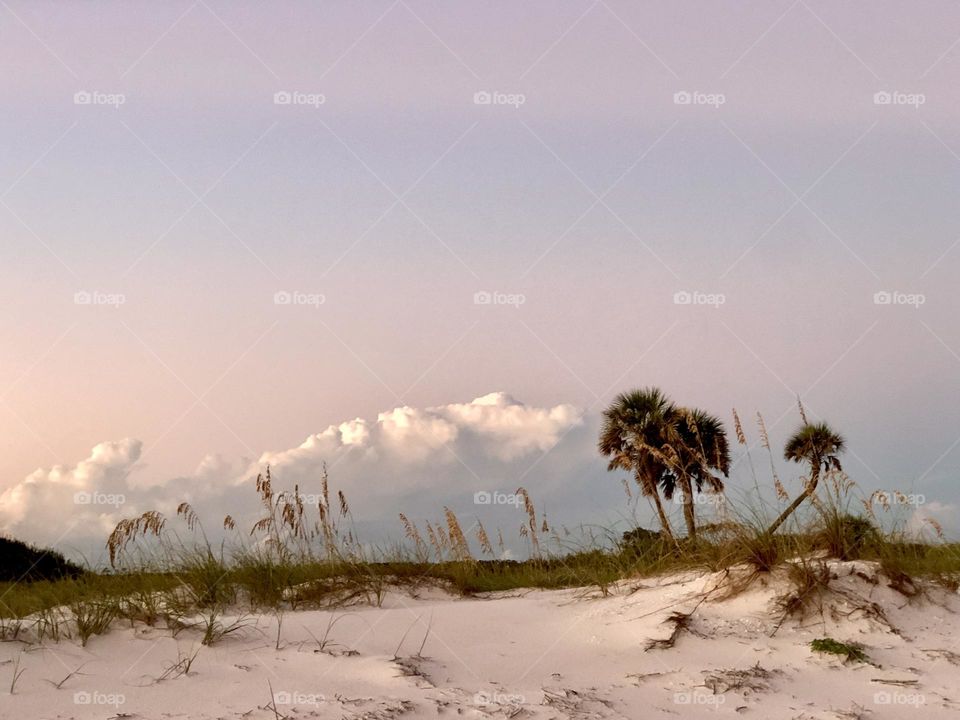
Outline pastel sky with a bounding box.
[1,1,959,560]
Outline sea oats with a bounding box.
[732,408,747,445]
[756,412,770,449]
[925,517,944,539]
[176,502,200,533]
[444,507,471,560]
[516,487,540,556]
[774,476,789,501]
[476,521,493,557]
[400,513,427,559]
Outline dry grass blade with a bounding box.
[8,652,25,694]
[644,611,699,651]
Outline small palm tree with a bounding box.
[766,421,845,535]
[599,388,677,542]
[663,409,731,540]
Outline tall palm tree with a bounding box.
[661,409,731,540]
[766,421,845,535]
[598,388,677,541]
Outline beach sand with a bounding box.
[3,560,958,719]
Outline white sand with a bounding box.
[3,561,959,719]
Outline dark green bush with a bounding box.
[0,535,84,582]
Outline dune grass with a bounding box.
[3,525,958,641]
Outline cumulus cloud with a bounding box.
[259,392,581,476]
[0,438,142,546]
[0,393,585,557]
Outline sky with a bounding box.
[1,1,959,561]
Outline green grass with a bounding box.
[810,637,869,663]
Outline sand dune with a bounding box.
[3,561,959,719]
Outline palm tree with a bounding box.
[661,409,731,540]
[766,421,845,535]
[598,388,677,542]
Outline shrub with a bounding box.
[0,535,83,582]
[816,513,878,560]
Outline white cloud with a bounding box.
[0,438,142,544]
[257,391,581,478]
[437,392,582,461]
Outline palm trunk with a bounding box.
[636,469,676,542]
[650,490,676,543]
[766,465,820,536]
[680,475,697,540]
